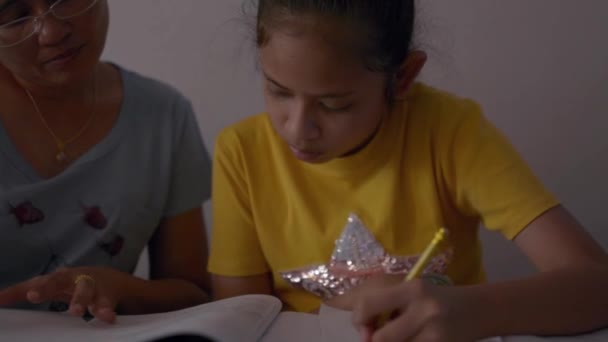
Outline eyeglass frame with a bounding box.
[0,0,100,48]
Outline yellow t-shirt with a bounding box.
[208,83,558,312]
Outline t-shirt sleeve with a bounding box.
[163,96,211,218]
[441,101,559,240]
[207,129,270,276]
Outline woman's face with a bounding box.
[0,0,109,87]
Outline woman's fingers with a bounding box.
[89,296,117,324]
[69,275,96,316]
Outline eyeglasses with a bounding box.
[0,0,99,48]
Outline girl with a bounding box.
[208,1,608,341]
[0,0,211,323]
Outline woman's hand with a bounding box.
[0,267,133,323]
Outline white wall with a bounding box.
[103,1,608,281]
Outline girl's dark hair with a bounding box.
[255,0,416,101]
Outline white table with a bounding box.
[504,331,608,342]
[261,304,608,342]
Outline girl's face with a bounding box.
[0,0,109,88]
[260,21,390,164]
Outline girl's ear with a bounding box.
[393,50,427,99]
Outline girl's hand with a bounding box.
[351,280,483,342]
[324,273,403,310]
[0,267,132,323]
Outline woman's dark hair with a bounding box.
[255,0,416,101]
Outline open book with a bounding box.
[0,295,278,342]
[0,294,504,342]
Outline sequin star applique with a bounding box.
[280,213,453,300]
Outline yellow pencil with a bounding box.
[376,227,447,327]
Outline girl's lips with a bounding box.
[290,145,323,162]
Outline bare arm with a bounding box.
[0,207,212,320]
[118,207,212,314]
[471,205,608,336]
[211,273,274,301]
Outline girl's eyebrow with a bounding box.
[263,71,354,98]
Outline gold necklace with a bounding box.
[24,75,97,163]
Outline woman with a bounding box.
[0,0,211,323]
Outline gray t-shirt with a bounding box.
[0,66,211,309]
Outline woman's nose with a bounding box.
[36,13,72,46]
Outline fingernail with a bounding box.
[26,291,40,303]
[359,326,373,342]
[99,308,116,323]
[70,304,84,315]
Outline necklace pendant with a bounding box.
[56,151,67,162]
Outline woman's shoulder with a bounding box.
[111,64,200,133]
[114,64,193,115]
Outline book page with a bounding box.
[260,311,322,342]
[318,304,361,341]
[0,294,281,342]
[261,305,360,342]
